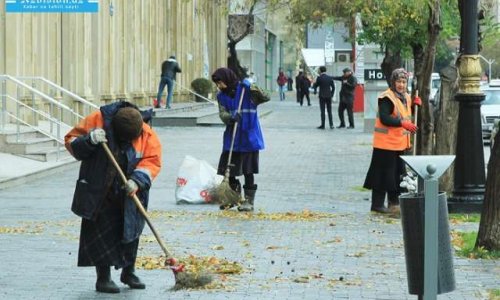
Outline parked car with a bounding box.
[481,80,500,143]
[430,72,440,103]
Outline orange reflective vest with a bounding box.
[373,89,413,151]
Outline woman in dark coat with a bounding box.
[65,102,162,293]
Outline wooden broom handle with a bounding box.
[101,142,173,260]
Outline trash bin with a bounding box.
[400,192,456,295]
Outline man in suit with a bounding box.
[313,66,335,129]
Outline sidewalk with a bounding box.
[0,95,497,299]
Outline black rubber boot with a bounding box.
[219,179,242,210]
[370,190,389,214]
[238,184,257,212]
[95,266,120,293]
[120,264,145,289]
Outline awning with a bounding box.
[301,48,325,67]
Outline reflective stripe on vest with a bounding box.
[373,89,412,151]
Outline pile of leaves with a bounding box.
[135,254,244,290]
[210,209,337,222]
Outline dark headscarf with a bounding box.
[390,68,409,101]
[211,68,240,97]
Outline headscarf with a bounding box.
[211,68,240,97]
[390,68,409,101]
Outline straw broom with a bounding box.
[210,88,246,208]
[101,143,213,289]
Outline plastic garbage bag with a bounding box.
[175,155,223,204]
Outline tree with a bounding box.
[475,1,500,252]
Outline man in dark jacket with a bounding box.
[156,55,182,109]
[295,70,303,103]
[313,66,335,129]
[333,67,358,128]
[65,101,162,293]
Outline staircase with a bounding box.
[151,102,223,127]
[0,75,98,162]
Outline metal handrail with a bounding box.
[175,82,217,105]
[0,75,74,112]
[15,76,99,109]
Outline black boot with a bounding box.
[120,264,146,289]
[370,190,389,214]
[238,185,257,212]
[95,266,120,293]
[219,179,242,210]
[388,192,400,214]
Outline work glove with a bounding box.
[401,120,418,133]
[89,128,107,145]
[241,79,251,88]
[400,172,417,192]
[228,112,241,125]
[123,179,139,196]
[413,96,422,106]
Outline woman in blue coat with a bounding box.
[211,68,265,211]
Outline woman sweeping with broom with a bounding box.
[211,67,265,212]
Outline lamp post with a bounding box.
[448,0,485,213]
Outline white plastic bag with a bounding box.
[175,155,223,204]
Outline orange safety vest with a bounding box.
[65,110,161,181]
[373,89,413,151]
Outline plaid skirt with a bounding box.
[217,151,259,177]
[77,195,139,269]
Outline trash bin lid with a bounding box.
[400,155,455,179]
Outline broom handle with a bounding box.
[101,142,174,260]
[225,88,246,178]
[413,90,418,156]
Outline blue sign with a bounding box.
[6,0,99,13]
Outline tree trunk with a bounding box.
[476,131,500,250]
[381,48,402,87]
[415,0,441,155]
[227,40,247,80]
[434,65,459,193]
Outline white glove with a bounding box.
[400,172,417,192]
[124,179,139,196]
[89,128,107,145]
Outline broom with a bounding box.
[210,88,246,208]
[101,143,213,289]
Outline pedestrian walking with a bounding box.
[64,101,162,293]
[277,70,288,101]
[363,68,421,213]
[156,55,182,109]
[333,67,358,128]
[299,72,312,106]
[295,70,303,104]
[211,67,265,212]
[312,66,335,129]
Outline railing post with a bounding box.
[32,80,37,125]
[1,79,6,130]
[16,85,21,142]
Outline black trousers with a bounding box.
[300,91,310,106]
[338,101,354,127]
[319,97,333,127]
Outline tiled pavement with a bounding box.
[0,93,498,299]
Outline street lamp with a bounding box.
[448,0,485,213]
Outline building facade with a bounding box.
[0,0,228,107]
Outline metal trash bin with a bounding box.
[400,192,456,295]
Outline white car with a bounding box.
[481,81,500,142]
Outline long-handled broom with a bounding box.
[101,142,213,289]
[210,88,246,208]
